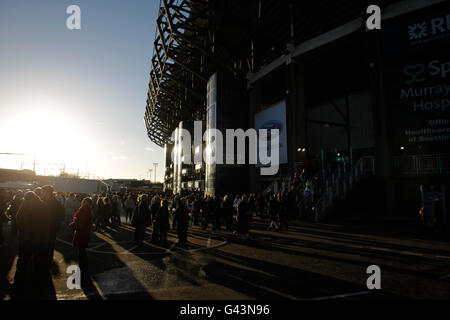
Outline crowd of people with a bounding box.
[0,186,66,295]
[0,165,324,295]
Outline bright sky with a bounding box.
[0,0,164,181]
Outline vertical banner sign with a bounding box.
[254,99,288,166]
[383,4,450,149]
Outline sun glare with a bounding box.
[1,97,87,174]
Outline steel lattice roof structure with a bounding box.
[144,0,399,147]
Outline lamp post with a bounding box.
[153,163,158,183]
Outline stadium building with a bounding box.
[145,0,449,217]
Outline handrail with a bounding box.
[309,156,375,221]
[393,153,450,176]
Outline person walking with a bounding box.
[41,185,65,269]
[124,194,136,223]
[132,195,151,246]
[12,191,52,296]
[192,195,202,226]
[8,190,24,237]
[174,196,189,246]
[154,199,170,245]
[255,192,266,218]
[222,195,234,231]
[268,193,280,231]
[432,195,446,236]
[236,195,251,240]
[111,195,121,226]
[94,197,106,232]
[69,197,93,286]
[64,193,78,226]
[202,196,215,230]
[279,192,289,231]
[0,189,9,247]
[150,196,161,243]
[103,197,113,230]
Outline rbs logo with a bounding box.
[408,14,450,41]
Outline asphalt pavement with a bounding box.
[1,215,449,300]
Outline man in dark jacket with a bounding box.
[41,185,65,268]
[236,195,250,239]
[0,189,9,247]
[154,200,170,245]
[150,196,161,242]
[202,196,215,230]
[222,195,234,231]
[432,195,446,235]
[132,194,151,245]
[12,191,52,294]
[174,197,189,246]
[192,196,202,226]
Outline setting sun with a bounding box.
[0,96,89,175]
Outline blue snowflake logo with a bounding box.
[408,22,428,40]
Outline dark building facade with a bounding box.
[146,0,449,217]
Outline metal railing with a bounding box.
[393,154,450,176]
[310,156,375,222]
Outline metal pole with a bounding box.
[320,149,325,182]
[153,163,158,182]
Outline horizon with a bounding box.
[0,0,164,181]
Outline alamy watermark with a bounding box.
[66,5,81,30]
[366,265,381,290]
[171,121,280,176]
[66,265,81,290]
[65,4,381,31]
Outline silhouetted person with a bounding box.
[41,185,65,269]
[236,195,250,240]
[69,197,93,286]
[192,196,202,226]
[8,190,24,237]
[222,195,234,231]
[256,192,266,218]
[202,196,215,230]
[432,195,445,235]
[0,189,9,247]
[103,197,113,229]
[12,191,52,296]
[95,197,106,232]
[174,196,189,246]
[150,196,161,242]
[132,194,151,245]
[124,194,136,222]
[279,192,289,230]
[154,200,170,245]
[268,193,280,231]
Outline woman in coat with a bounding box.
[69,197,93,281]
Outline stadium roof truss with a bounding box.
[145,0,400,147]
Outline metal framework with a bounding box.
[145,0,399,147]
[145,0,214,147]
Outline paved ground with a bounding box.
[1,216,450,300]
